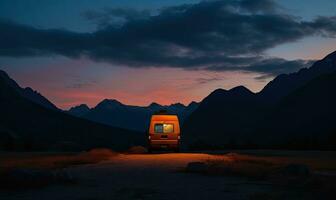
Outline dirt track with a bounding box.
[0,152,326,200]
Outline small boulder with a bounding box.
[84,148,118,159]
[127,146,148,154]
[186,162,208,173]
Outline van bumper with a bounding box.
[149,140,179,150]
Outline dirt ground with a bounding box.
[1,151,336,200]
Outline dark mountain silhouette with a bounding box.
[183,51,336,150]
[0,70,143,151]
[182,101,199,119]
[2,50,336,151]
[21,87,59,110]
[183,86,267,148]
[259,51,336,103]
[68,99,199,132]
[0,70,58,110]
[68,104,90,117]
[255,71,336,149]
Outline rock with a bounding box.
[83,148,118,159]
[186,162,208,173]
[127,146,148,154]
[281,164,311,177]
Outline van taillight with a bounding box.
[178,136,180,140]
[148,136,151,140]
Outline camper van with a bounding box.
[148,113,180,152]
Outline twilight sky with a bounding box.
[0,0,335,109]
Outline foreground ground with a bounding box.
[1,150,336,200]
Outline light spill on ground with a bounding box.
[0,153,268,200]
[2,152,332,200]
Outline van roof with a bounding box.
[151,114,179,121]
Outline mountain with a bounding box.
[182,101,199,119]
[68,99,199,132]
[259,51,336,103]
[255,71,336,149]
[182,86,267,148]
[21,87,59,110]
[183,51,336,150]
[0,70,144,151]
[0,70,58,110]
[80,99,149,132]
[68,104,90,117]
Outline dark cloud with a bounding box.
[82,8,151,28]
[247,58,315,75]
[207,57,315,76]
[0,19,92,57]
[195,77,223,84]
[0,0,335,76]
[304,16,336,37]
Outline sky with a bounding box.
[0,0,335,109]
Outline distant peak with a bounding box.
[0,69,13,82]
[169,102,186,107]
[96,99,123,109]
[206,89,228,100]
[23,87,37,93]
[211,88,228,95]
[69,104,90,111]
[148,102,161,108]
[206,86,254,101]
[0,69,22,90]
[0,69,9,77]
[68,104,90,116]
[75,104,90,109]
[324,50,336,60]
[101,99,122,104]
[229,86,253,94]
[187,101,199,106]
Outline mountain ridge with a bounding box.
[259,51,336,103]
[0,71,143,151]
[0,69,58,110]
[183,50,336,150]
[68,99,199,132]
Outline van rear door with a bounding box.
[151,121,179,141]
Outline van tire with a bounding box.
[147,148,152,153]
[174,147,180,153]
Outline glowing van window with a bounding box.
[154,124,163,133]
[163,124,174,133]
[154,123,174,133]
